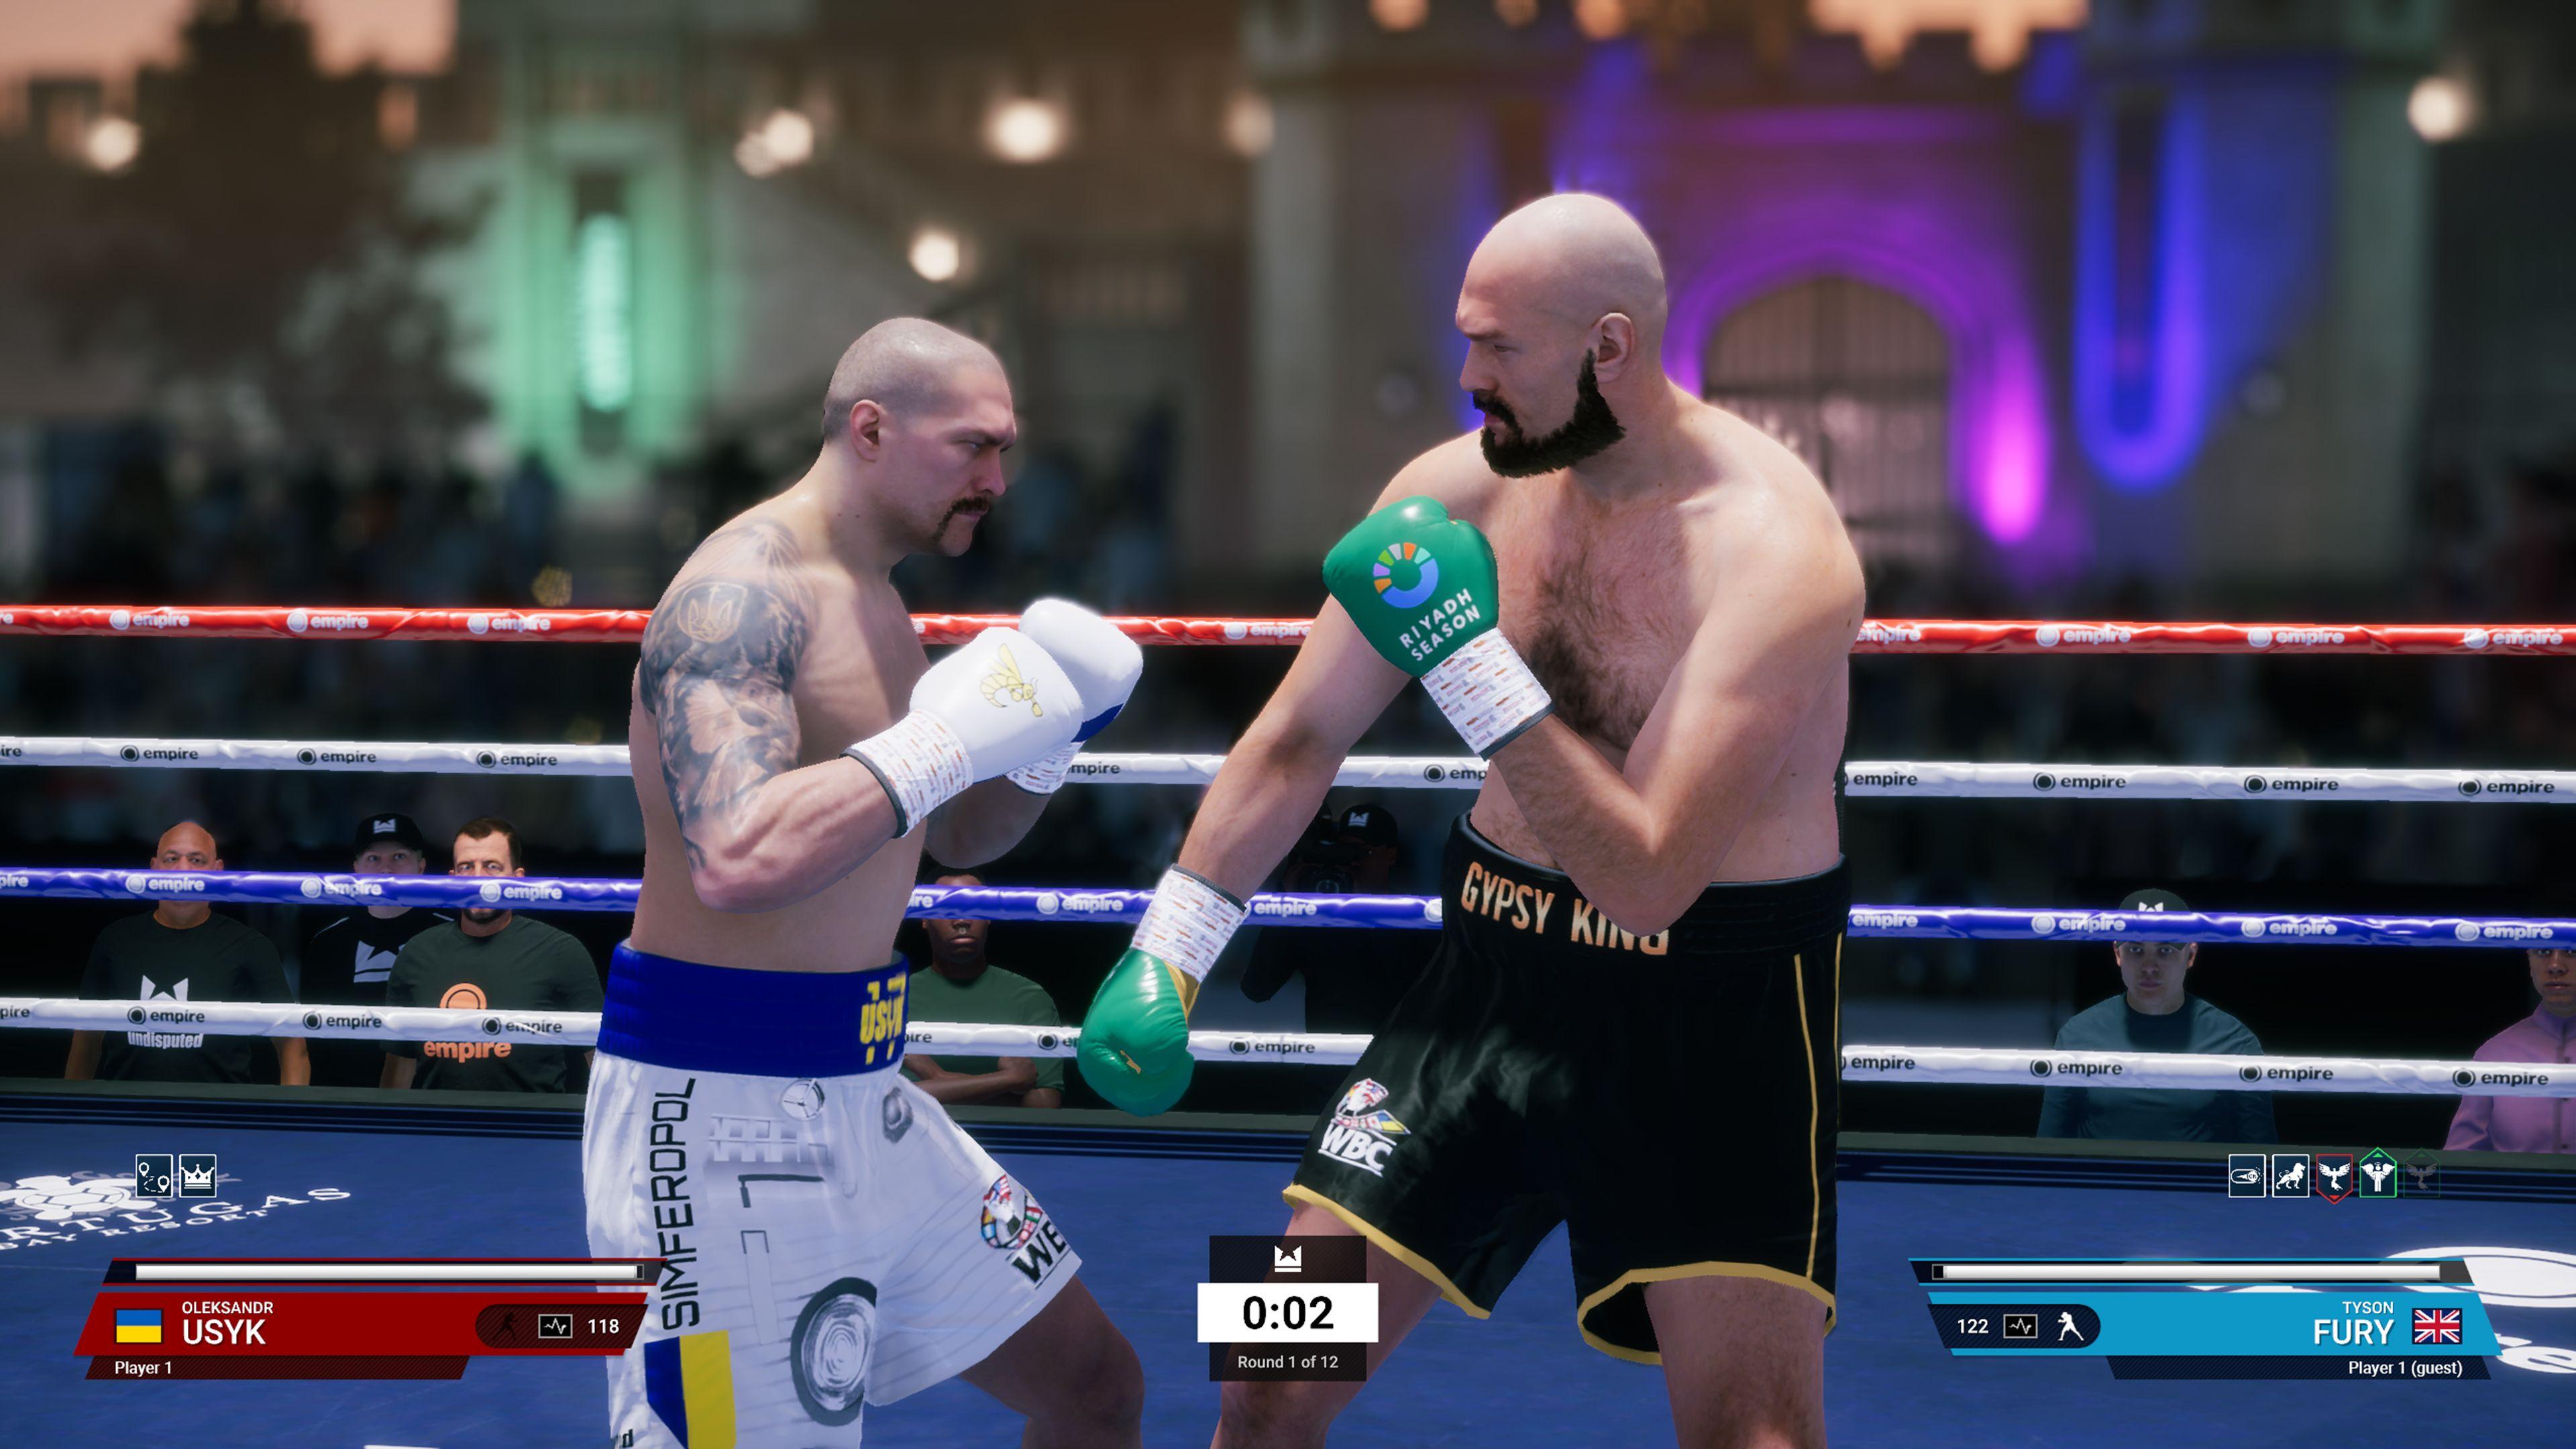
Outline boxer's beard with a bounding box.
[1474,353,1626,478]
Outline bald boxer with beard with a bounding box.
[589,319,1148,1447]
[1080,197,1863,1447]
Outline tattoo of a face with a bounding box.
[637,519,814,869]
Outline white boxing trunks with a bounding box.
[586,943,1080,1447]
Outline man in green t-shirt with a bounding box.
[381,818,602,1094]
[64,821,309,1087]
[904,871,1063,1108]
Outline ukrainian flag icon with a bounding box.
[644,1330,736,1448]
[115,1308,162,1345]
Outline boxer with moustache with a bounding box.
[1081,198,1863,1448]
[589,319,1147,1448]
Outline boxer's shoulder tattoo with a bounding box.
[638,519,814,869]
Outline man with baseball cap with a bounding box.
[2037,887,2277,1142]
[300,812,451,1087]
[1242,802,1430,1036]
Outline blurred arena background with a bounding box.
[2,0,2572,1144]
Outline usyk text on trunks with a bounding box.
[648,1079,700,1330]
[1458,858,1668,955]
[1396,590,1482,664]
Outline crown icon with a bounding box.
[178,1162,215,1190]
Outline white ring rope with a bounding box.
[2,736,2569,804]
[3,997,2569,1095]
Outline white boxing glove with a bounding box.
[845,627,1080,835]
[1006,598,1145,796]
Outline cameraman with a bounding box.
[1241,804,1430,1034]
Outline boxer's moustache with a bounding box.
[1471,392,1515,428]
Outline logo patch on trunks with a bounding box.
[979,1174,1073,1286]
[1317,1078,1409,1177]
[780,1079,825,1119]
[708,1114,826,1167]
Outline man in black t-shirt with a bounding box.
[301,812,451,1088]
[1244,804,1432,1033]
[64,822,307,1086]
[382,817,602,1093]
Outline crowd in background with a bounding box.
[3,430,2574,1144]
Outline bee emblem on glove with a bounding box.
[979,644,1044,716]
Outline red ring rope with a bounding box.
[1,605,2569,655]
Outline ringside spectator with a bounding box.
[380,818,601,1093]
[1241,804,1430,1035]
[301,812,451,1088]
[64,821,307,1086]
[902,872,1065,1108]
[2038,888,2275,1143]
[2445,945,2575,1153]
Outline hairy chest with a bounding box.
[1491,508,1701,752]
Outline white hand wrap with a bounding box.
[1134,867,1249,983]
[1422,629,1553,756]
[844,712,973,838]
[1006,743,1079,796]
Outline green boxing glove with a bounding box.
[1076,867,1247,1115]
[1322,496,1552,756]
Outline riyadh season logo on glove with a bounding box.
[978,643,1045,716]
[1372,542,1440,609]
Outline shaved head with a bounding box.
[1464,193,1668,351]
[1455,195,1672,477]
[154,821,219,863]
[821,317,1003,441]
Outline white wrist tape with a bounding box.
[1133,867,1248,983]
[844,710,974,837]
[1422,629,1553,757]
[1006,742,1079,796]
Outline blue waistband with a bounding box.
[601,943,908,1078]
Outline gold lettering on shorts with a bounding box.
[1528,889,1555,934]
[1562,896,1669,954]
[1459,860,1487,915]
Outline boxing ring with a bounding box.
[3,604,2574,1446]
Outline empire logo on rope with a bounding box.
[124,875,207,894]
[2245,776,2338,794]
[286,610,370,633]
[2036,772,2126,791]
[2465,777,2555,796]
[2035,625,2134,647]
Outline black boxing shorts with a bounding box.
[1285,818,1848,1362]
